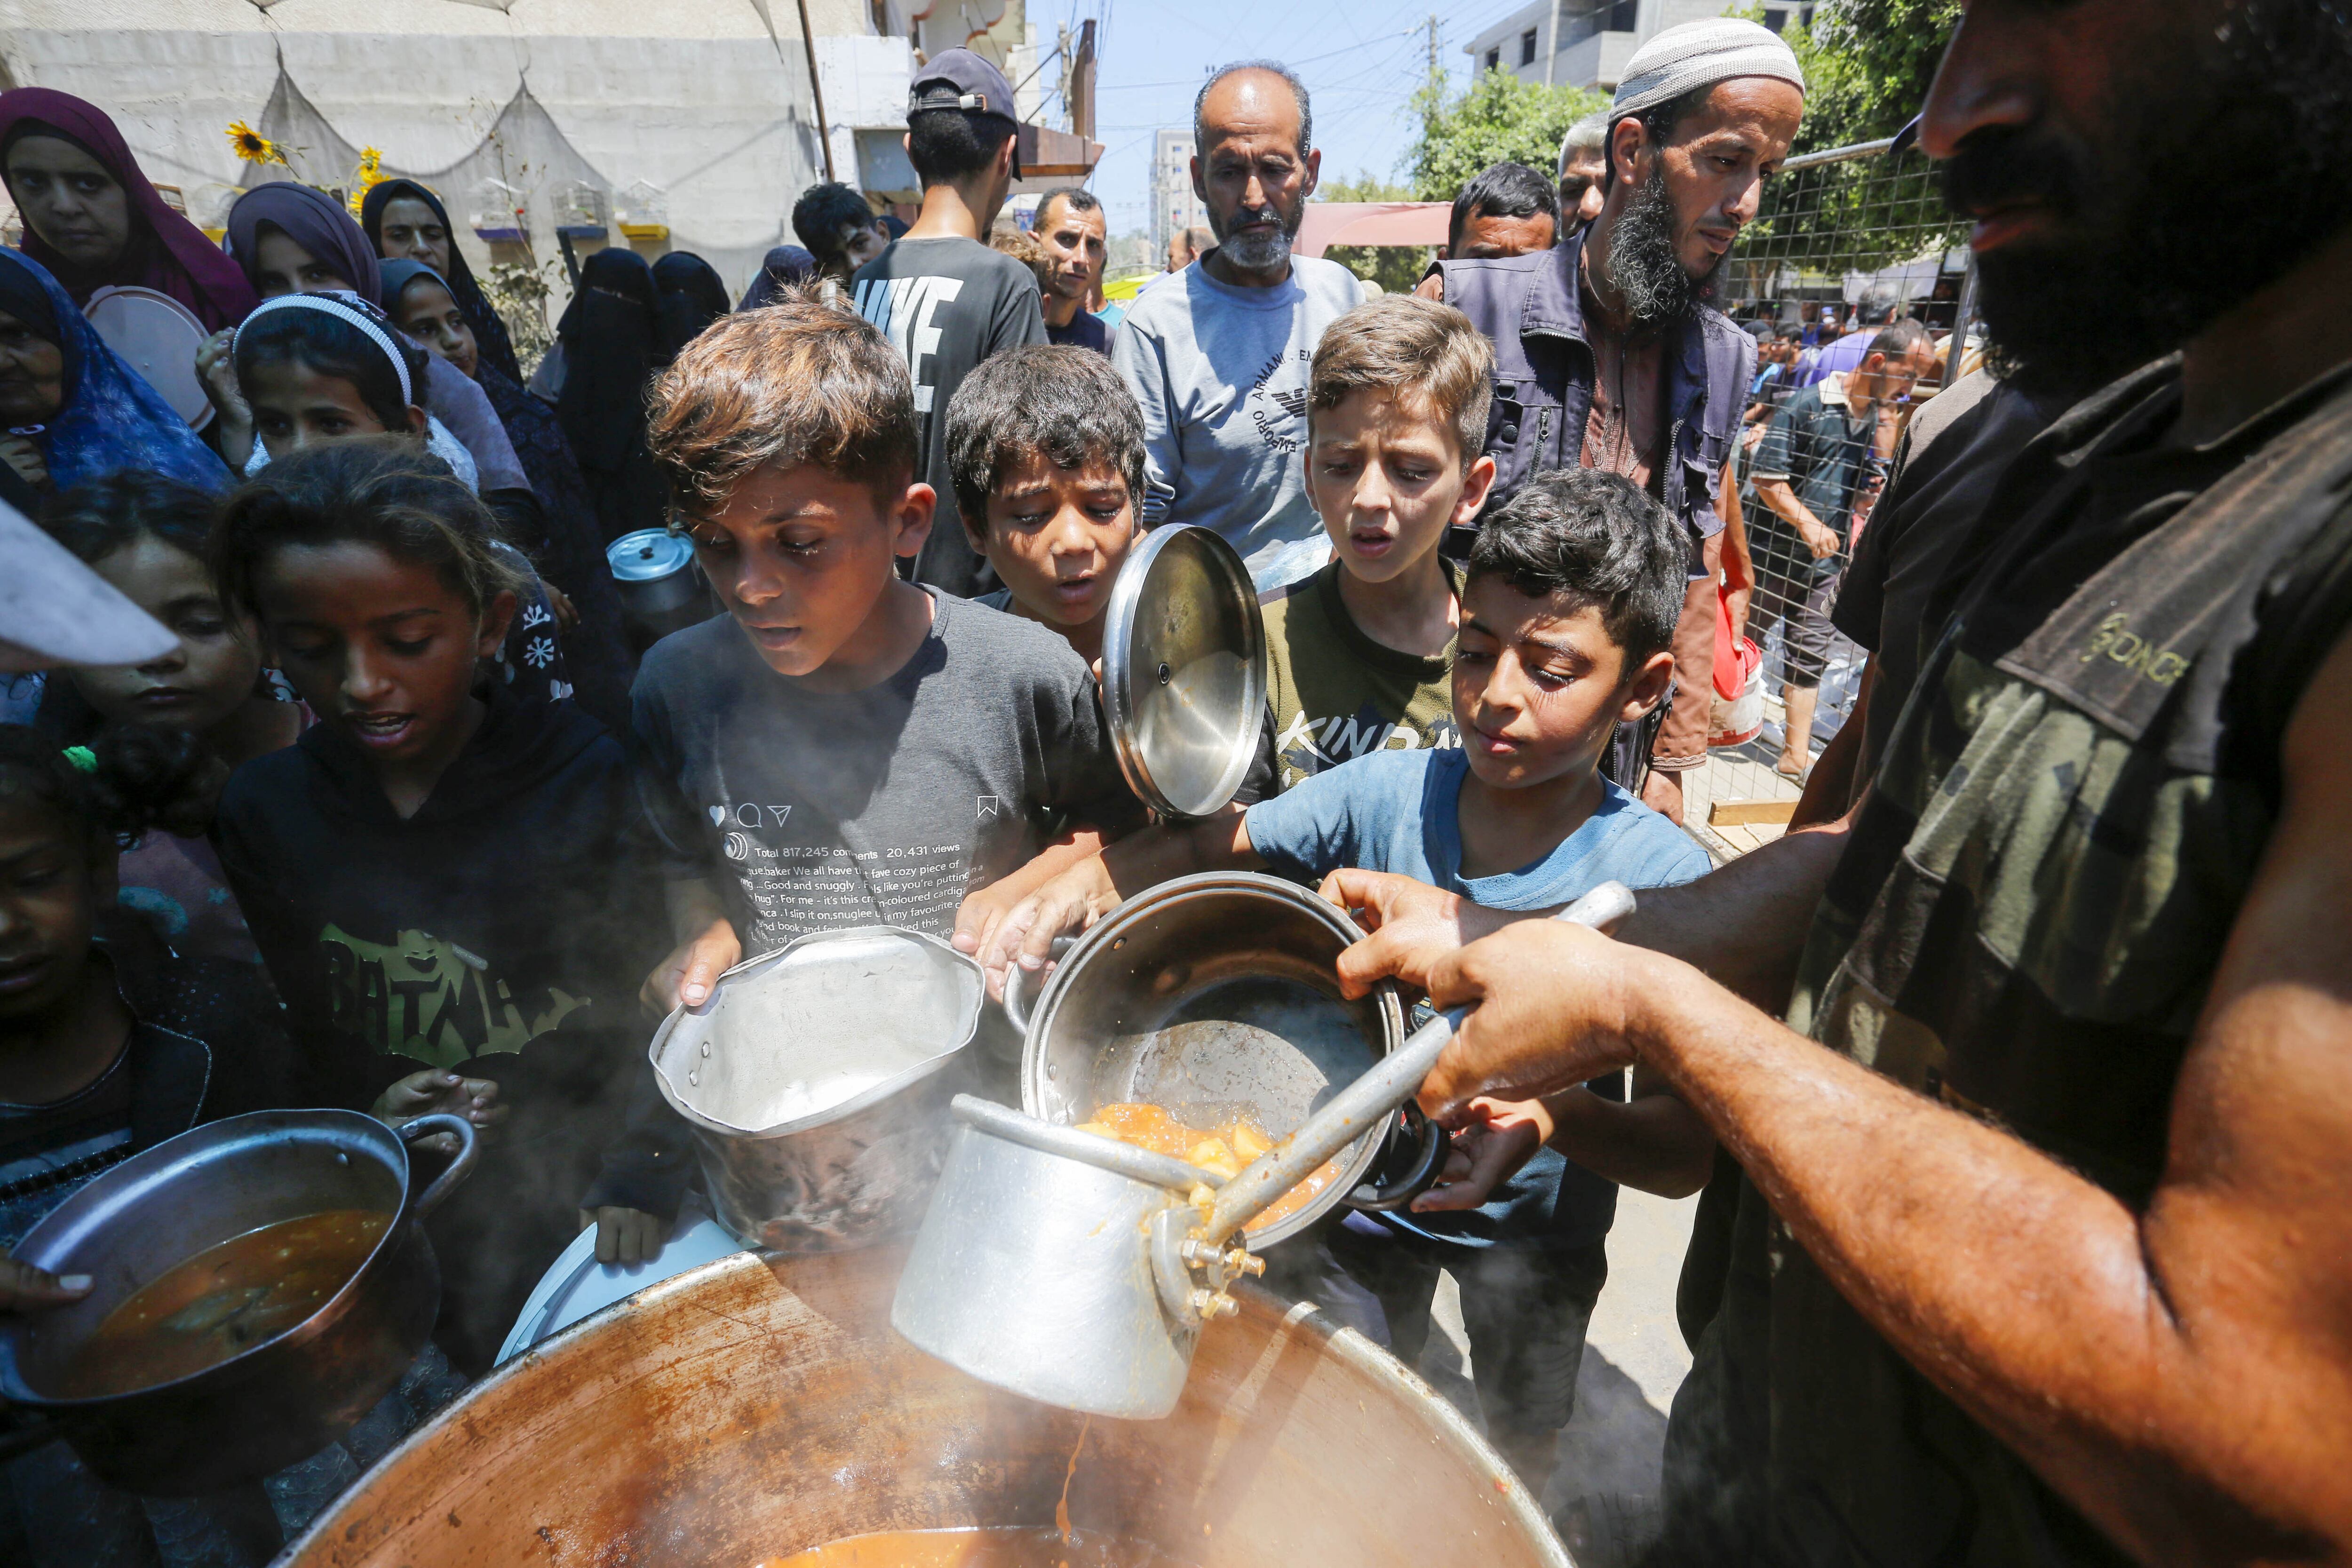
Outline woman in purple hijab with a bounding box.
[199,183,529,499]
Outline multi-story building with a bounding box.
[1150,127,1208,262]
[1463,0,1813,96]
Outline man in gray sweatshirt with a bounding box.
[1112,60,1364,590]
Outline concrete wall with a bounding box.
[1464,0,1742,92]
[0,0,828,301]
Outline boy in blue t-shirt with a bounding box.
[987,467,1714,1481]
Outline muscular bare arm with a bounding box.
[1398,627,2352,1566]
[1325,804,1849,1019]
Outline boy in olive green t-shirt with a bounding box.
[1259,294,1497,793]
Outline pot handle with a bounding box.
[1000,934,1077,1037]
[1203,882,1636,1247]
[398,1114,480,1222]
[1344,1104,1452,1213]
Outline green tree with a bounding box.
[1719,0,1966,286]
[1406,68,1608,203]
[1319,170,1431,295]
[1764,0,1962,154]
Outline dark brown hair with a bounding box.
[645,296,920,513]
[1308,294,1494,468]
[208,436,521,620]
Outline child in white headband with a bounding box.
[231,291,479,488]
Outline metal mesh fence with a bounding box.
[1708,140,1973,799]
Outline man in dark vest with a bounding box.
[1420,18,1805,823]
[1340,0,2352,1562]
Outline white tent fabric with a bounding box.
[0,0,828,299]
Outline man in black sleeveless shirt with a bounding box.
[1331,3,2352,1563]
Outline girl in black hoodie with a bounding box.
[209,439,680,1373]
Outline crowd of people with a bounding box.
[0,0,2349,1563]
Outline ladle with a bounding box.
[890,881,1635,1418]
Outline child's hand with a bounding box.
[0,1249,90,1313]
[952,883,1019,983]
[643,918,740,1013]
[373,1070,508,1153]
[578,1206,667,1266]
[194,328,254,463]
[1410,1097,1554,1213]
[981,860,1121,1004]
[542,582,581,630]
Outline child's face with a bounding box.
[246,359,426,461]
[0,796,99,1024]
[683,463,933,679]
[391,279,478,381]
[1452,573,1674,791]
[69,535,263,738]
[252,541,511,767]
[968,452,1135,631]
[1306,389,1495,584]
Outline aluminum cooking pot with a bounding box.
[277,1245,1571,1568]
[605,527,708,637]
[1004,871,1424,1245]
[650,925,983,1251]
[897,884,1636,1421]
[0,1108,475,1495]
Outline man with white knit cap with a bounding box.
[1423,17,1804,824]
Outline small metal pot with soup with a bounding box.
[0,1108,477,1495]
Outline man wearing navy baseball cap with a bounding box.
[851,47,1046,597]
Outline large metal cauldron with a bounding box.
[278,1246,1572,1567]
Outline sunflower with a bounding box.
[225,121,287,167]
[346,147,390,214]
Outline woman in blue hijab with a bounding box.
[0,247,228,499]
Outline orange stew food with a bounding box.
[1073,1103,1342,1234]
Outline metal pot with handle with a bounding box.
[605,527,709,638]
[1004,870,1445,1244]
[893,882,1634,1420]
[1015,530,1452,1239]
[0,1108,476,1494]
[648,925,984,1251]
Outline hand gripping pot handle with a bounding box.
[396,1114,480,1222]
[999,934,1077,1037]
[1344,1103,1451,1213]
[1201,882,1636,1247]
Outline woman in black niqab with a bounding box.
[553,247,667,546]
[650,251,730,355]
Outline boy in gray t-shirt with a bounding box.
[633,302,1138,1022]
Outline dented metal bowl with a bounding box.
[649,926,982,1251]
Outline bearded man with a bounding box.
[1421,18,1803,819]
[1111,60,1364,589]
[1343,1,2352,1562]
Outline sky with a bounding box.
[1030,0,1548,237]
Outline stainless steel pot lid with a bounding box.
[607,528,695,582]
[1099,525,1267,820]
